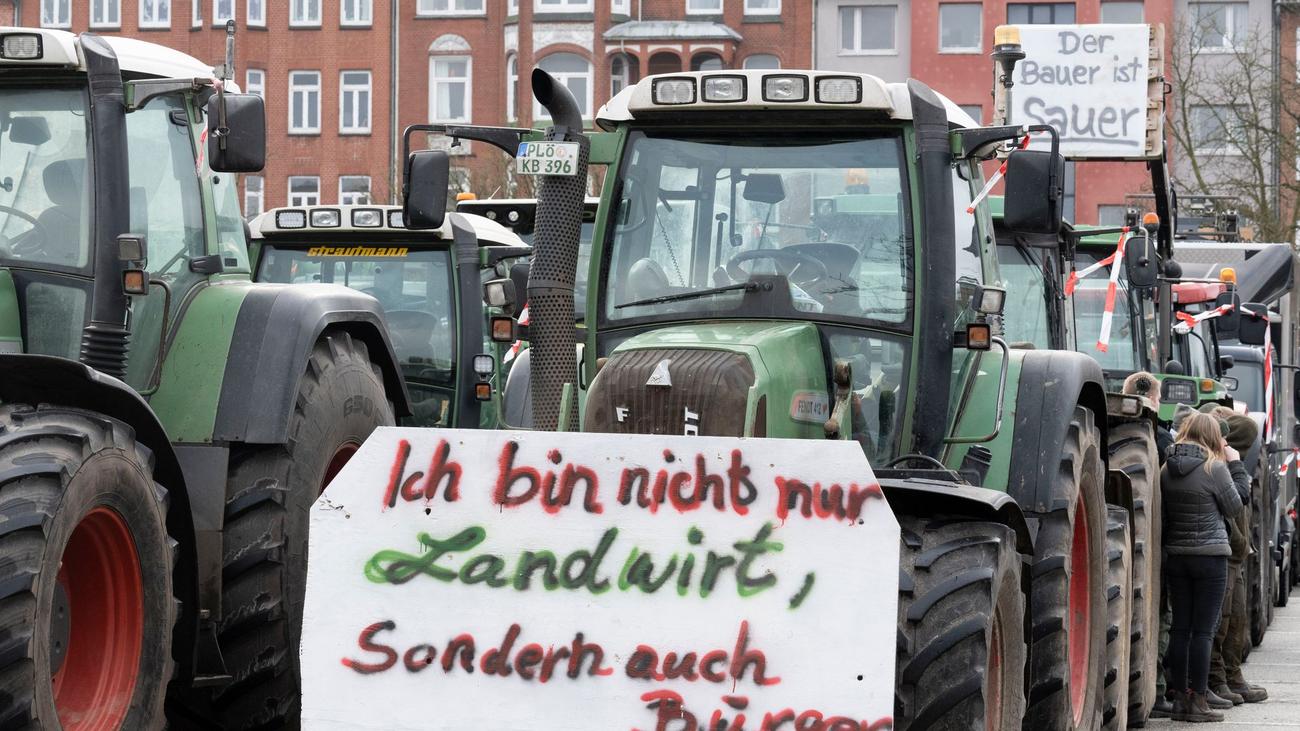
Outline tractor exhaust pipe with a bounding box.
[527,70,588,431]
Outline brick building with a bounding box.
[1,0,810,212]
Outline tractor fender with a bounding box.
[212,284,412,445]
[0,354,201,673]
[881,478,1033,555]
[1007,350,1108,515]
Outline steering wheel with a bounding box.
[726,249,828,287]
[0,205,48,257]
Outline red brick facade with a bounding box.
[2,1,809,211]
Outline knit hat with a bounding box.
[1199,402,1258,452]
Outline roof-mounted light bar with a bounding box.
[1,34,41,60]
[632,70,894,115]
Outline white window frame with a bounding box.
[245,69,265,98]
[341,0,373,26]
[686,0,722,15]
[1190,2,1249,52]
[535,0,595,11]
[534,54,593,120]
[508,0,519,14]
[339,176,372,206]
[41,0,71,28]
[610,53,634,96]
[339,71,372,135]
[416,0,487,15]
[612,0,630,14]
[1190,104,1245,155]
[744,0,781,15]
[244,175,264,217]
[140,0,171,28]
[212,0,234,25]
[192,0,202,27]
[938,3,983,53]
[90,0,122,28]
[429,56,473,124]
[839,5,898,55]
[247,0,265,26]
[288,71,322,135]
[506,54,518,122]
[288,176,321,207]
[290,0,322,27]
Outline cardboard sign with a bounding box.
[1009,24,1161,158]
[301,428,899,730]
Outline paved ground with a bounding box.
[1147,597,1300,728]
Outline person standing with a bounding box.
[1161,412,1249,722]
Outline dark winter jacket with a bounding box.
[1160,443,1248,557]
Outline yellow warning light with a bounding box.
[456,192,478,201]
[1142,212,1160,226]
[1200,379,1216,393]
[994,25,1022,46]
[1219,267,1237,284]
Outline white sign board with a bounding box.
[301,428,900,730]
[1009,24,1157,158]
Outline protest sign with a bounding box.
[301,428,899,730]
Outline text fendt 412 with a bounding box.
[400,40,1165,731]
[0,27,412,729]
[250,204,533,430]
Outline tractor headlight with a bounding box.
[310,209,341,228]
[275,210,307,229]
[472,354,495,379]
[816,77,861,104]
[762,75,808,102]
[652,78,695,105]
[1162,379,1196,404]
[387,210,404,228]
[352,208,383,227]
[702,76,745,103]
[1,34,42,60]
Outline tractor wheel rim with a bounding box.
[52,507,143,730]
[1067,493,1091,725]
[322,441,361,495]
[986,611,1004,730]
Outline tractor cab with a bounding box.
[251,204,529,428]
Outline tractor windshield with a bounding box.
[1226,359,1263,410]
[0,87,90,269]
[997,244,1053,347]
[602,131,910,327]
[1070,250,1156,373]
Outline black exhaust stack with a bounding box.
[528,69,589,431]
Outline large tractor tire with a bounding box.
[1105,420,1160,723]
[895,515,1026,730]
[1025,406,1108,731]
[213,333,393,729]
[1101,507,1132,731]
[0,404,176,729]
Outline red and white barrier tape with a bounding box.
[965,134,1033,214]
[1095,230,1130,353]
[1264,338,1275,442]
[195,78,225,173]
[1064,230,1128,297]
[1279,448,1296,476]
[1173,303,1234,334]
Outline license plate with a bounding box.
[516,141,579,176]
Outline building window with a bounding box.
[340,176,371,205]
[1100,1,1143,22]
[536,0,594,10]
[289,71,321,134]
[245,68,265,97]
[745,0,780,14]
[140,0,171,28]
[41,0,71,27]
[610,53,638,96]
[417,0,485,14]
[940,4,983,52]
[342,0,371,25]
[288,176,320,207]
[509,0,519,14]
[290,0,321,26]
[687,0,722,14]
[506,54,518,121]
[244,176,264,218]
[1191,104,1245,153]
[612,0,630,14]
[91,0,121,27]
[1006,3,1075,24]
[1097,204,1128,226]
[247,0,264,26]
[1190,3,1248,51]
[340,71,372,134]
[213,0,233,24]
[743,54,780,69]
[840,5,897,54]
[535,53,592,119]
[958,104,983,123]
[192,0,202,26]
[430,56,472,123]
[648,52,681,75]
[691,53,724,71]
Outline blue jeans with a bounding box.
[1165,554,1229,694]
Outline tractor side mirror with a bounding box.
[1003,149,1064,235]
[1125,231,1158,290]
[483,278,518,315]
[205,93,265,173]
[509,261,531,312]
[402,150,450,230]
[1219,354,1235,372]
[8,116,49,146]
[1222,376,1239,391]
[1215,291,1240,336]
[1238,302,1269,346]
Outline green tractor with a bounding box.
[0,28,410,728]
[402,62,1142,729]
[250,203,531,430]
